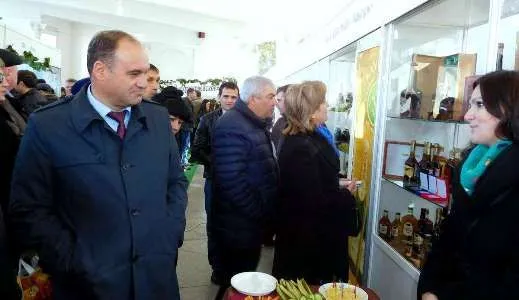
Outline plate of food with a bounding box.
[318,282,368,300]
[231,272,278,296]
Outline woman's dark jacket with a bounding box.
[272,131,355,284]
[418,143,519,299]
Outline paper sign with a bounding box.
[437,178,447,198]
[428,175,437,194]
[420,172,428,190]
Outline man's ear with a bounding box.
[92,61,107,81]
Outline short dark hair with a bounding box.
[37,78,46,84]
[149,63,159,73]
[277,84,290,94]
[218,81,239,97]
[87,30,140,74]
[17,70,38,88]
[66,78,76,84]
[473,70,519,142]
[186,88,196,94]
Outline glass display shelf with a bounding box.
[372,234,420,280]
[382,176,448,208]
[386,115,467,125]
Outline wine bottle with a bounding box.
[404,140,419,188]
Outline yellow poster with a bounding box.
[349,46,380,282]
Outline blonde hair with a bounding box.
[283,80,327,135]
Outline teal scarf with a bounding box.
[460,140,512,195]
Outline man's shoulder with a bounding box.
[140,99,168,115]
[203,109,221,121]
[32,96,73,115]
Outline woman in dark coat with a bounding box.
[272,81,357,284]
[418,70,519,300]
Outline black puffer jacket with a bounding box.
[211,100,279,248]
[191,108,222,178]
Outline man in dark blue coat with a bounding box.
[211,76,279,287]
[9,30,188,300]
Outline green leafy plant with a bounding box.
[7,45,52,71]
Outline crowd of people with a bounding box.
[0,29,358,300]
[1,28,519,300]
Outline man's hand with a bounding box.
[422,292,439,300]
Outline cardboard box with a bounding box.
[433,54,477,120]
[410,54,443,119]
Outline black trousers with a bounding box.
[213,245,261,299]
[213,245,261,283]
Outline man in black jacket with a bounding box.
[13,70,47,120]
[0,48,23,300]
[191,82,239,281]
[211,76,278,289]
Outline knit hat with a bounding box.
[0,48,23,67]
[153,86,192,122]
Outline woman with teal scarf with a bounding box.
[419,71,519,300]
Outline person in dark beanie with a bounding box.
[153,86,193,135]
[14,69,47,119]
[0,49,23,300]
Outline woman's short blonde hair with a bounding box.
[283,80,327,135]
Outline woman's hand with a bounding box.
[422,292,439,300]
[339,178,358,193]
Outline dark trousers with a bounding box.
[205,178,216,267]
[213,245,261,285]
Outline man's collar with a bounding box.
[234,100,269,128]
[87,85,131,116]
[72,85,148,133]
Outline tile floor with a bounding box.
[178,166,274,300]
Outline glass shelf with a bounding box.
[382,176,448,208]
[386,115,467,125]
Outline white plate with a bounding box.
[230,272,277,296]
[319,282,368,300]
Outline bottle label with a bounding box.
[404,165,414,180]
[379,224,388,235]
[403,223,413,237]
[414,233,423,245]
[392,225,399,238]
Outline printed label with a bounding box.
[404,165,414,180]
[379,224,388,235]
[414,233,423,245]
[392,225,399,238]
[403,223,413,237]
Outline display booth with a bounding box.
[281,0,519,299]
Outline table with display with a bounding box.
[224,285,380,299]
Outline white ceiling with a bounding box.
[2,0,353,43]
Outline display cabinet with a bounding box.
[498,0,519,70]
[368,0,492,299]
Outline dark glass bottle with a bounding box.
[404,140,419,187]
[419,142,432,175]
[378,210,392,241]
[432,143,442,177]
